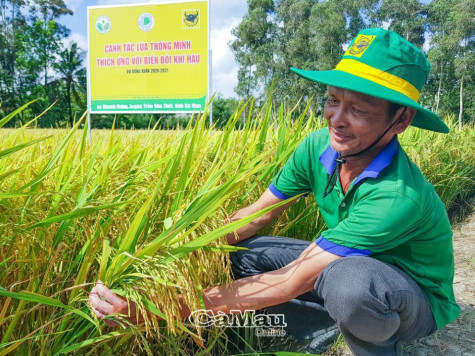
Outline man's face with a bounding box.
[323,87,394,155]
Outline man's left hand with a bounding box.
[89,281,143,326]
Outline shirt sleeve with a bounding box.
[271,135,313,198]
[319,191,423,255]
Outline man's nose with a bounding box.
[329,107,348,128]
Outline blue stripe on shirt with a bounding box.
[315,236,372,257]
[269,183,294,200]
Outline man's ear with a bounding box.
[392,107,416,134]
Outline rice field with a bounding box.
[0,100,474,355]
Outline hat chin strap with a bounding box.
[323,106,407,198]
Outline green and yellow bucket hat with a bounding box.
[291,28,449,133]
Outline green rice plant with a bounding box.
[0,98,316,355]
[0,97,473,355]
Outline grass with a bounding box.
[0,99,474,355]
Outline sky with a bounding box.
[58,0,248,98]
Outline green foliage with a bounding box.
[0,0,84,127]
[23,19,62,86]
[379,0,427,47]
[425,0,475,128]
[53,42,87,126]
[211,95,241,128]
[230,0,276,99]
[231,0,475,126]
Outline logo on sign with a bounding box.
[95,16,111,34]
[183,9,199,28]
[138,13,155,32]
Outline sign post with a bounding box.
[87,0,209,135]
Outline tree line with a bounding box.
[231,0,475,127]
[0,0,473,128]
[0,0,86,127]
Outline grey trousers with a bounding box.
[230,235,437,356]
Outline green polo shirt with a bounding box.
[270,128,460,330]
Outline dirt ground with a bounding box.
[332,208,475,356]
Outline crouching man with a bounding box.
[90,28,460,355]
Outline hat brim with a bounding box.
[291,67,449,133]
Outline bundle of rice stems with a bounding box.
[0,98,320,355]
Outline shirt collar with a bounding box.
[319,136,399,186]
